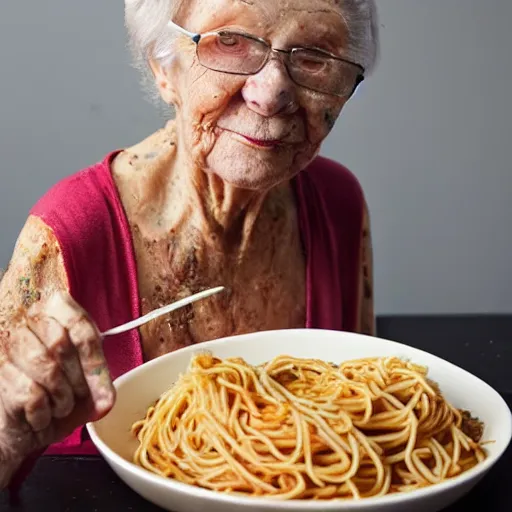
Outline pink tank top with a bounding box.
[28,150,365,455]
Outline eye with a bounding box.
[218,32,243,47]
[213,32,255,57]
[292,50,329,73]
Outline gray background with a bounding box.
[0,0,510,315]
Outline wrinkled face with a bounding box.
[153,0,355,190]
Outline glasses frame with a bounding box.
[167,20,365,98]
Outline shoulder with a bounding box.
[25,151,129,300]
[300,155,366,216]
[28,151,124,258]
[29,151,122,234]
[31,152,119,218]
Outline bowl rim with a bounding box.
[87,328,512,510]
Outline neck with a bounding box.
[120,122,291,255]
[172,139,285,256]
[179,146,270,228]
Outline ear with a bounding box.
[149,58,179,106]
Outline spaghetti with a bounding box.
[131,354,486,500]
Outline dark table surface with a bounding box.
[1,316,511,511]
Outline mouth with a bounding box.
[238,134,282,148]
[220,128,285,149]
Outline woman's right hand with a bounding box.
[0,291,115,487]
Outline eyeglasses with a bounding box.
[168,20,365,98]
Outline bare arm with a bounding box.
[0,216,114,488]
[357,201,376,336]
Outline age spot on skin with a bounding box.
[18,276,41,308]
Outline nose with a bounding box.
[241,58,298,117]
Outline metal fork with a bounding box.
[101,286,225,337]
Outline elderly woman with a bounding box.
[0,0,378,489]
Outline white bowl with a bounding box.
[87,329,512,512]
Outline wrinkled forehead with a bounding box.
[178,0,347,46]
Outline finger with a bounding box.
[28,299,88,401]
[27,312,89,400]
[0,360,52,433]
[25,382,52,432]
[9,324,75,419]
[44,292,115,418]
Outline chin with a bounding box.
[205,138,314,190]
[206,166,285,191]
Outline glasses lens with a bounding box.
[197,32,268,75]
[289,49,361,96]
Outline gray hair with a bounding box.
[124,0,379,104]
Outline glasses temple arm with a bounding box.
[168,20,201,43]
